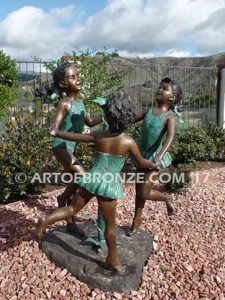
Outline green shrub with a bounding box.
[76,142,95,171]
[0,50,19,119]
[170,125,216,164]
[0,118,55,203]
[205,124,225,160]
[124,123,141,167]
[125,123,140,141]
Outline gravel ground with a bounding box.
[0,168,225,300]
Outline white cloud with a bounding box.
[0,5,82,60]
[118,50,156,58]
[189,8,225,53]
[49,5,76,20]
[78,0,225,56]
[0,0,225,59]
[163,49,192,58]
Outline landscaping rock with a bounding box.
[40,225,153,292]
[1,167,225,298]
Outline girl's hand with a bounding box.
[147,161,158,170]
[151,162,158,169]
[49,129,58,136]
[154,154,162,167]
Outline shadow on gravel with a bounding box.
[0,191,92,254]
[0,206,35,253]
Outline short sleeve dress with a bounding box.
[52,100,86,153]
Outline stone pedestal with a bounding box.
[41,224,153,292]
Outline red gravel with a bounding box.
[0,168,225,299]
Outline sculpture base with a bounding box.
[40,224,153,292]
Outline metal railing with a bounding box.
[10,61,54,126]
[111,63,217,127]
[12,60,217,127]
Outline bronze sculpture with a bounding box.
[33,93,157,273]
[129,77,183,236]
[50,63,102,234]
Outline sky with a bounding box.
[0,0,225,60]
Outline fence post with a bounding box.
[217,64,225,128]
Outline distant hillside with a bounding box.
[109,53,223,114]
[111,52,225,68]
[18,52,223,110]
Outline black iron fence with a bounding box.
[11,60,217,128]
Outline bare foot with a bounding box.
[166,197,176,216]
[105,258,125,273]
[167,206,176,216]
[127,216,142,237]
[67,222,85,236]
[33,217,46,241]
[126,228,138,237]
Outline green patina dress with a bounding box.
[52,100,86,153]
[139,108,173,169]
[77,151,126,199]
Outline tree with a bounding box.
[111,51,119,57]
[0,50,19,118]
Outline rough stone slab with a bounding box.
[40,224,153,292]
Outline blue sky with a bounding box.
[0,0,107,20]
[0,0,225,60]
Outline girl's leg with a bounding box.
[142,171,175,215]
[33,188,92,241]
[97,198,123,272]
[129,171,175,235]
[128,181,145,236]
[53,148,86,233]
[52,148,85,206]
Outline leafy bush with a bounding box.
[205,124,225,160]
[124,123,141,168]
[76,142,95,171]
[0,118,56,203]
[170,125,216,164]
[0,50,19,119]
[125,122,140,141]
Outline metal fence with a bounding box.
[12,60,217,128]
[112,63,217,128]
[11,61,53,126]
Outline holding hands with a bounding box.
[50,128,57,137]
[153,154,162,168]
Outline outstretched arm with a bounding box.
[85,113,103,127]
[50,129,95,143]
[154,115,176,164]
[132,109,148,123]
[128,138,157,169]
